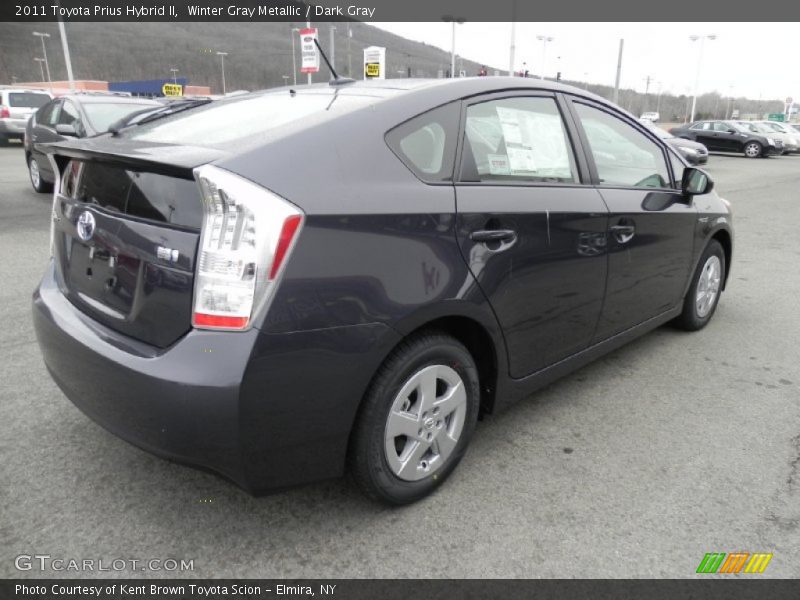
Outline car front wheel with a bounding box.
[349,332,480,505]
[743,142,762,158]
[674,239,725,331]
[28,155,53,193]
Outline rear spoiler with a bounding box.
[41,138,229,180]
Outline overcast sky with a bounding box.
[373,22,798,101]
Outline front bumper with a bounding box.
[33,261,399,492]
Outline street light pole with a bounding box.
[329,26,336,72]
[170,68,179,84]
[34,57,46,81]
[216,51,228,95]
[32,32,51,82]
[689,34,716,123]
[613,38,624,104]
[291,27,300,86]
[536,35,553,80]
[56,19,75,91]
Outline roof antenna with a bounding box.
[313,38,355,86]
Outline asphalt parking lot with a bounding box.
[1,142,798,579]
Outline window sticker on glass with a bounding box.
[487,154,511,175]
[462,97,576,183]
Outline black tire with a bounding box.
[349,331,480,505]
[674,240,725,331]
[743,141,762,158]
[27,154,53,193]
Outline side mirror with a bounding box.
[55,123,78,137]
[682,167,714,196]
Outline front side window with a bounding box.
[58,100,84,136]
[712,122,732,132]
[575,103,670,189]
[689,122,707,130]
[460,96,576,183]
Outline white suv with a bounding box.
[0,88,52,145]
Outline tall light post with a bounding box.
[290,27,300,86]
[216,51,228,95]
[32,32,51,82]
[726,84,734,119]
[655,81,663,115]
[34,57,46,81]
[442,16,464,78]
[347,25,353,78]
[329,26,336,72]
[536,35,554,80]
[689,34,716,123]
[170,68,179,84]
[56,20,75,91]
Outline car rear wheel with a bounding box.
[674,240,725,331]
[28,155,53,193]
[349,332,480,505]
[743,142,762,158]
[0,134,8,147]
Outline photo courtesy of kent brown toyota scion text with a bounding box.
[32,76,733,505]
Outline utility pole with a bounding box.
[347,25,352,78]
[508,2,516,76]
[216,51,228,94]
[57,19,75,91]
[613,38,623,105]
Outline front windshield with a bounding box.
[84,102,160,133]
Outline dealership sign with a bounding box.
[299,28,319,74]
[363,46,386,80]
[162,83,183,97]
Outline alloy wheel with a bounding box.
[384,364,467,482]
[696,255,721,318]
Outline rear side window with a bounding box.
[460,96,577,183]
[9,92,50,108]
[385,102,460,183]
[575,103,670,189]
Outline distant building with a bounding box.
[15,79,211,97]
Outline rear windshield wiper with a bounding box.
[109,98,213,135]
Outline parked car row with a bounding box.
[669,119,798,158]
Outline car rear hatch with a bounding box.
[7,91,50,120]
[47,143,227,348]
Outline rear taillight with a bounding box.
[0,106,9,119]
[192,165,304,331]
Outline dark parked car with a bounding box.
[640,118,708,165]
[33,78,733,505]
[24,93,160,192]
[669,119,782,158]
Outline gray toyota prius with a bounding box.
[33,78,733,504]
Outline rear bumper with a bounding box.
[0,119,27,137]
[33,261,400,492]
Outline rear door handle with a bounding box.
[470,229,517,243]
[610,224,635,244]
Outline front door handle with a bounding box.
[470,229,516,243]
[610,224,635,244]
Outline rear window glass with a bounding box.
[9,92,50,108]
[83,102,159,134]
[75,162,201,229]
[128,92,376,147]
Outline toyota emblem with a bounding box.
[76,211,96,242]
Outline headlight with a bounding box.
[767,137,775,145]
[790,137,798,145]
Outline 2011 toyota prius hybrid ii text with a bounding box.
[33,78,733,505]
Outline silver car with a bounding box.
[0,88,52,144]
[755,120,800,154]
